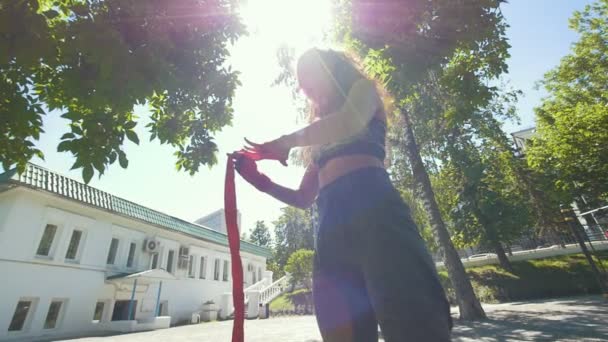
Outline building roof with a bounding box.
[0,163,272,258]
[510,126,536,139]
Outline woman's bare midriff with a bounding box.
[318,154,385,190]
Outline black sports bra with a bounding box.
[313,115,386,168]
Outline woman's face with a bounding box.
[297,51,335,111]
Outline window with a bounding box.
[166,250,175,273]
[65,229,83,261]
[8,300,35,332]
[106,238,119,265]
[188,255,195,278]
[111,300,137,321]
[150,253,159,269]
[36,224,57,256]
[213,259,220,281]
[126,242,136,268]
[199,256,206,279]
[93,301,105,322]
[44,300,64,329]
[222,260,229,282]
[158,301,168,316]
[258,267,262,282]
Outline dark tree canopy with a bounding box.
[1,0,245,182]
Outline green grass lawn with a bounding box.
[270,251,608,309]
[269,292,296,312]
[439,250,608,304]
[269,288,312,313]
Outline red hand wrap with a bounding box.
[239,149,288,166]
[224,156,244,342]
[234,153,272,192]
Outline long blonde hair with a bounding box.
[295,48,394,166]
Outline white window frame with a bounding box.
[222,260,229,282]
[43,298,68,330]
[126,241,138,269]
[92,299,110,323]
[64,228,86,263]
[166,249,176,274]
[213,258,220,281]
[106,237,120,266]
[8,297,39,334]
[35,223,62,259]
[188,255,196,278]
[199,256,207,279]
[150,252,160,270]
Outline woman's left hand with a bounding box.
[243,137,291,166]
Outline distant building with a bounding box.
[195,209,242,235]
[509,126,607,241]
[0,164,272,341]
[511,126,536,153]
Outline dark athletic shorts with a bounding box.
[313,167,452,341]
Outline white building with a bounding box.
[195,209,242,235]
[0,164,273,341]
[511,126,536,152]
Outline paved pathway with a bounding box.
[65,296,608,342]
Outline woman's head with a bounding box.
[296,48,366,118]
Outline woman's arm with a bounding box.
[264,164,319,209]
[283,78,382,147]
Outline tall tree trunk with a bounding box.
[506,244,513,257]
[515,166,566,246]
[564,212,608,293]
[401,110,486,320]
[491,239,513,273]
[473,208,514,273]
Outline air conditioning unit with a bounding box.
[143,239,160,253]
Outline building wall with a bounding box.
[0,188,267,341]
[194,209,242,235]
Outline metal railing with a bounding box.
[259,274,291,305]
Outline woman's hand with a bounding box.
[243,136,292,166]
[232,153,273,192]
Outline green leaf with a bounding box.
[57,141,71,152]
[43,10,59,19]
[82,165,94,184]
[108,151,117,164]
[118,151,128,168]
[124,121,137,130]
[71,159,84,170]
[61,133,75,140]
[125,130,140,145]
[93,159,105,174]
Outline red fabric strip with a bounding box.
[224,156,244,342]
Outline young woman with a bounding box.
[234,48,452,341]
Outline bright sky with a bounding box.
[28,0,593,237]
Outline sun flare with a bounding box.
[239,0,333,53]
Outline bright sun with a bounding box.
[239,0,333,53]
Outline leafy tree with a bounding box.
[249,220,272,248]
[272,206,314,270]
[448,140,535,272]
[266,260,284,280]
[527,0,608,203]
[1,0,244,182]
[331,0,520,320]
[284,249,315,290]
